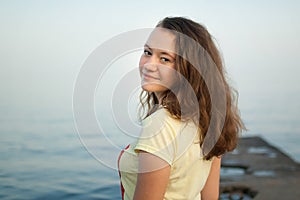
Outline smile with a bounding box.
[142,73,159,80]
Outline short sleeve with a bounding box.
[134,109,179,165]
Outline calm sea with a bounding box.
[0,108,122,200]
[1,92,299,200]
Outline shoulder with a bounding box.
[139,108,181,141]
[143,108,180,127]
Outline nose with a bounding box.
[143,63,158,72]
[143,57,158,72]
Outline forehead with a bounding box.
[146,27,176,53]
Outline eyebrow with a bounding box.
[144,44,176,59]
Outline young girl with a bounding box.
[118,17,244,200]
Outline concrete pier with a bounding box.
[220,136,300,200]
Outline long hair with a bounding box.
[139,17,245,160]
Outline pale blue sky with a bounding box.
[0,0,299,117]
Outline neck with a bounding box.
[154,92,164,105]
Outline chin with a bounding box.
[141,84,167,93]
[141,85,156,92]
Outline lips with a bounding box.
[142,73,159,80]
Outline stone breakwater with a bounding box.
[220,136,300,200]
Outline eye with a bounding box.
[143,49,152,56]
[161,57,171,63]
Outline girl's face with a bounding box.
[139,28,177,96]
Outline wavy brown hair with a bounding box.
[139,17,245,160]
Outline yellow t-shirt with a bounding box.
[118,108,213,200]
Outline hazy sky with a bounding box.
[0,0,299,117]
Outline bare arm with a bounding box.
[133,151,171,200]
[201,157,221,200]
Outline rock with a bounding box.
[220,136,300,200]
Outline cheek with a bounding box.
[139,56,145,75]
[159,66,177,83]
[161,71,178,90]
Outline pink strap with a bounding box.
[118,144,130,200]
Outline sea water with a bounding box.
[0,108,121,200]
[1,92,299,199]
